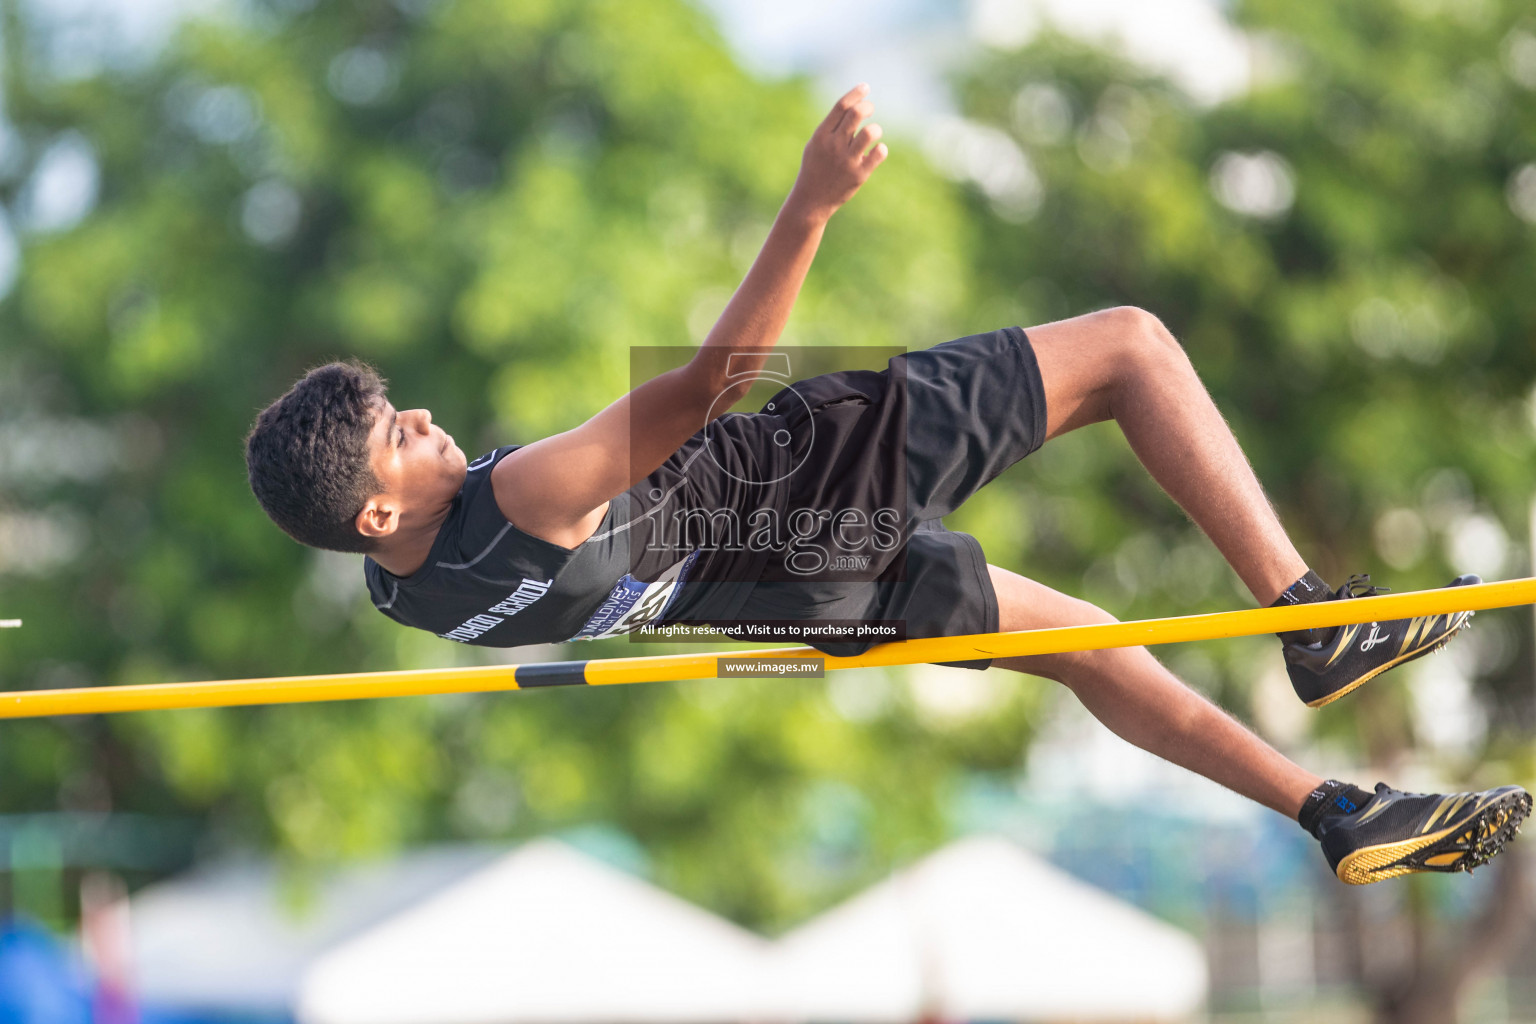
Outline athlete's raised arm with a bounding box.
[493,84,888,548]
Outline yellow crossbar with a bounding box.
[3,578,1534,719]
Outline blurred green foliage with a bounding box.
[0,0,1009,930]
[947,0,1536,766]
[0,0,1534,950]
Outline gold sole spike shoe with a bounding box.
[1320,783,1532,885]
[1284,573,1481,707]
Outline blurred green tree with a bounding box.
[0,0,1041,930]
[946,1,1536,1018]
[952,0,1536,723]
[2,2,1535,1011]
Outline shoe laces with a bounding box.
[1337,574,1390,600]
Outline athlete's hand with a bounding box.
[789,83,888,219]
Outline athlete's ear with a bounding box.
[356,496,400,540]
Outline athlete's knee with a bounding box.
[1097,307,1204,402]
[1003,646,1120,690]
[995,592,1120,685]
[1101,306,1183,362]
[1044,626,1122,689]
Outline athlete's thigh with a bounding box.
[988,563,1119,680]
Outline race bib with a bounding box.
[569,550,699,641]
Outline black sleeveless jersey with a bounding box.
[363,411,791,648]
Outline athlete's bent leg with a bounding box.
[986,564,1319,819]
[984,565,1533,883]
[1024,307,1305,606]
[1021,307,1477,709]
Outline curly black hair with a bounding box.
[246,361,388,552]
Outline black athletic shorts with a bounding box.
[730,326,1048,670]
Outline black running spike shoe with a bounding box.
[1283,573,1481,707]
[1316,782,1531,885]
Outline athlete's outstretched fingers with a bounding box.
[837,99,875,138]
[852,121,883,154]
[822,83,869,131]
[798,84,885,212]
[861,142,889,170]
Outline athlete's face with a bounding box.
[365,399,468,514]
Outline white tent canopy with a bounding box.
[768,835,1208,1022]
[130,834,1207,1023]
[130,845,505,1014]
[297,838,772,1024]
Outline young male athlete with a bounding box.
[247,85,1529,884]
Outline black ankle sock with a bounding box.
[1273,570,1337,646]
[1298,779,1376,837]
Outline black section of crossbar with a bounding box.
[513,661,590,687]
